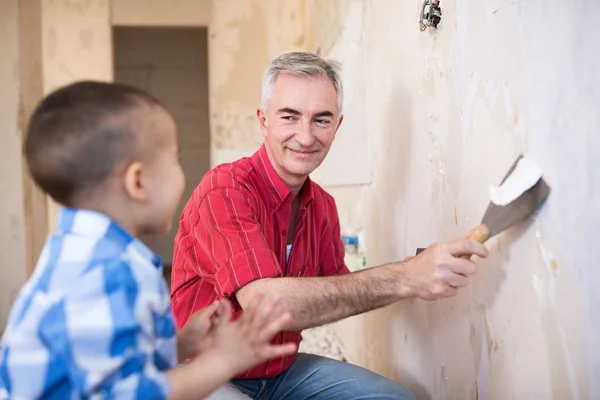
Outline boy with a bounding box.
[0,81,296,399]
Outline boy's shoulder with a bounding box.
[0,230,174,400]
[2,212,171,345]
[12,230,162,309]
[14,208,167,309]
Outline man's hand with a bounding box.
[176,300,221,362]
[396,237,489,300]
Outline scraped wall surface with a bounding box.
[210,0,598,398]
[209,0,316,165]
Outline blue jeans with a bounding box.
[231,353,416,400]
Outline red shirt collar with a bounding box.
[252,144,314,211]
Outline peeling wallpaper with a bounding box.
[324,1,595,399]
[210,0,597,398]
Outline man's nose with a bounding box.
[295,119,316,147]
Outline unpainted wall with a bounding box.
[41,0,113,230]
[210,0,598,398]
[1,0,114,327]
[111,0,210,27]
[0,0,27,331]
[209,0,315,156]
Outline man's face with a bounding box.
[257,73,343,186]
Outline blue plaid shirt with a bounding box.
[0,208,177,399]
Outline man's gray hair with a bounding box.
[261,52,344,114]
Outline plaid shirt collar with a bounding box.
[57,207,163,269]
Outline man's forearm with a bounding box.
[236,263,409,331]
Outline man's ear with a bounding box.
[256,107,268,138]
[336,114,344,132]
[123,161,147,202]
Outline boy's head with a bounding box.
[25,81,185,236]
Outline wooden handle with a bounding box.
[461,224,490,260]
[466,223,490,243]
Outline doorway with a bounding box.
[112,27,210,275]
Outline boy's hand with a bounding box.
[176,300,220,362]
[211,293,297,375]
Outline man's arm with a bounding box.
[236,263,400,331]
[190,187,488,331]
[236,238,489,331]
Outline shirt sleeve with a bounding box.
[37,260,172,399]
[320,198,351,276]
[189,188,283,298]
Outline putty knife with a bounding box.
[416,154,550,255]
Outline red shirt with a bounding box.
[170,144,350,379]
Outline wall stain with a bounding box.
[294,34,306,47]
[46,27,57,61]
[535,229,580,398]
[550,258,558,277]
[210,2,268,109]
[213,107,261,149]
[421,63,436,98]
[10,215,21,229]
[313,0,349,57]
[11,59,19,81]
[469,322,476,345]
[62,0,93,18]
[470,304,492,400]
[79,28,94,49]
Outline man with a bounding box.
[171,52,488,399]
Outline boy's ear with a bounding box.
[123,161,148,202]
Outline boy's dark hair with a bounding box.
[25,80,160,206]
